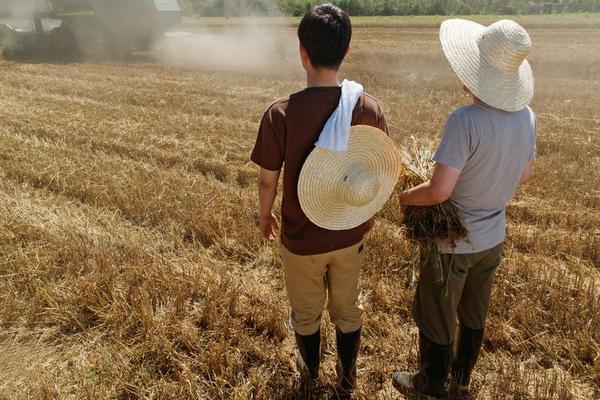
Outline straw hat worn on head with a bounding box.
[440,19,534,112]
[298,125,402,231]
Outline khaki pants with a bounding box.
[412,243,504,346]
[281,241,365,336]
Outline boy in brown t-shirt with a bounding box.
[250,3,388,395]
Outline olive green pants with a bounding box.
[281,241,365,336]
[412,243,504,346]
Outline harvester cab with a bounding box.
[0,0,182,60]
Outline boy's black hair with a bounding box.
[298,3,352,69]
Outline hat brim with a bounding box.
[440,19,534,112]
[298,126,402,231]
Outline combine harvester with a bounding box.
[0,0,182,60]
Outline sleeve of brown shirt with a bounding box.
[354,93,389,135]
[375,103,389,135]
[250,107,285,171]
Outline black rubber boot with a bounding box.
[295,330,321,380]
[412,331,452,399]
[335,327,361,395]
[451,325,484,393]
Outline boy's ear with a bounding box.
[299,44,312,67]
[299,45,308,60]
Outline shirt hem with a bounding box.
[281,235,365,256]
[437,236,505,255]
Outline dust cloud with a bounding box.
[0,0,38,31]
[0,0,37,18]
[154,20,299,72]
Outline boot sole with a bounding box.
[392,378,443,400]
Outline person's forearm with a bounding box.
[519,174,531,186]
[519,161,534,185]
[258,182,277,216]
[399,181,446,206]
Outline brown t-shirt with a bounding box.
[251,86,389,256]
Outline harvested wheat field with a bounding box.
[0,15,598,400]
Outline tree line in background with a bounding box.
[178,0,600,16]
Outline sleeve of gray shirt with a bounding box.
[433,109,472,171]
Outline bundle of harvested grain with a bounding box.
[398,139,468,249]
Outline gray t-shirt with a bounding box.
[433,103,537,254]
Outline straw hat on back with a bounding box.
[298,125,402,231]
[440,19,534,112]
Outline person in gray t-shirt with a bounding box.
[392,19,537,399]
[434,102,537,254]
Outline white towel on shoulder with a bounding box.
[315,79,364,152]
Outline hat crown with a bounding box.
[478,19,531,73]
[337,163,379,207]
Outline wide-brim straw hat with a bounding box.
[298,125,402,231]
[440,19,534,112]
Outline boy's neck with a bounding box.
[306,68,341,88]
